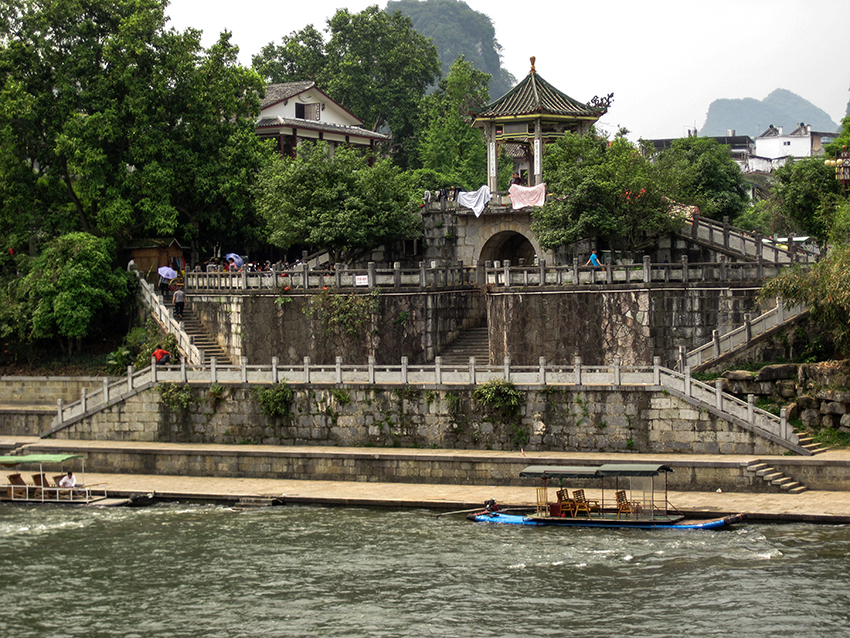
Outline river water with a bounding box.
[2,503,849,637]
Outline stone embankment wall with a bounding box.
[0,376,109,406]
[0,377,109,436]
[722,361,850,434]
[50,383,789,460]
[191,289,485,365]
[488,284,763,366]
[190,284,762,368]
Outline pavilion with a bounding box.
[470,57,612,190]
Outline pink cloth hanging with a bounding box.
[509,183,547,209]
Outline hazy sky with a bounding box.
[166,0,850,140]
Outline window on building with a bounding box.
[295,103,320,121]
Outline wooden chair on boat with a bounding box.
[32,473,50,499]
[556,489,576,517]
[536,487,549,517]
[615,490,641,519]
[7,473,29,499]
[572,489,600,518]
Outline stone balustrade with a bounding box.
[46,356,800,451]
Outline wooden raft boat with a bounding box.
[468,464,745,530]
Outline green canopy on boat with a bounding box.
[597,464,673,477]
[0,454,84,467]
[519,466,601,480]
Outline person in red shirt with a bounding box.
[152,346,171,365]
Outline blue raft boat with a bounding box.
[467,464,745,530]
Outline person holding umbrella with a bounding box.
[158,265,178,300]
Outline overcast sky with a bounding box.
[166,0,850,141]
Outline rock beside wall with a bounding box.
[721,361,850,434]
[51,383,789,456]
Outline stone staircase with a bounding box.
[179,305,232,365]
[438,326,490,365]
[746,460,807,494]
[796,434,830,456]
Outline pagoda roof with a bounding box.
[471,59,610,121]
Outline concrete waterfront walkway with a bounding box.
[3,436,850,523]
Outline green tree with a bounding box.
[251,25,327,84]
[760,245,850,357]
[18,232,131,355]
[252,5,440,169]
[254,142,422,265]
[0,0,269,259]
[386,0,516,99]
[533,132,684,260]
[419,56,489,189]
[655,137,750,221]
[768,156,842,241]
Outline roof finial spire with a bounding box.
[530,56,536,74]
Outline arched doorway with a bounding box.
[479,231,537,265]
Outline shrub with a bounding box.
[254,383,295,417]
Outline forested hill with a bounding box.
[701,88,840,138]
[385,0,516,99]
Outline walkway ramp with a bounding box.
[675,216,817,264]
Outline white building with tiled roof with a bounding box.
[256,82,388,157]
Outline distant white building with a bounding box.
[750,123,838,170]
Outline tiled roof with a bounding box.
[260,82,317,110]
[472,70,607,119]
[256,116,389,141]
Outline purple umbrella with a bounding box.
[157,266,178,280]
[225,253,244,268]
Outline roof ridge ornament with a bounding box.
[530,56,536,74]
[589,93,614,110]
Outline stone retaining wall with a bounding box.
[49,383,790,458]
[20,441,850,491]
[191,289,486,365]
[489,285,763,367]
[0,376,109,406]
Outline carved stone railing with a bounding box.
[45,356,803,452]
[137,274,204,365]
[679,300,809,371]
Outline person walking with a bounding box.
[584,250,603,267]
[172,287,185,320]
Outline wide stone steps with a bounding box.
[178,306,232,365]
[796,435,830,455]
[438,327,490,365]
[747,460,808,494]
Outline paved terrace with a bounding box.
[3,437,849,523]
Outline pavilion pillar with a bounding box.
[486,121,498,192]
[533,117,543,186]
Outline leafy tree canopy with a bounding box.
[254,142,422,265]
[760,245,850,358]
[766,156,842,241]
[654,137,750,222]
[418,56,489,190]
[0,0,270,260]
[252,5,440,169]
[18,232,131,354]
[533,132,685,260]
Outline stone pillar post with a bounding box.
[469,357,476,385]
[539,356,547,385]
[574,356,582,385]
